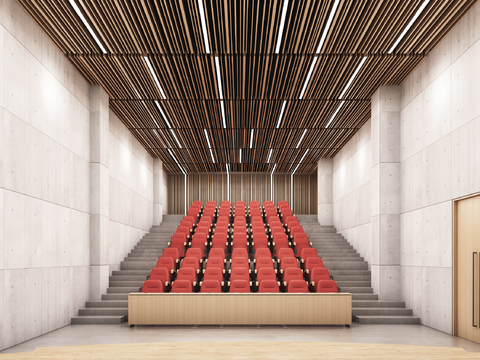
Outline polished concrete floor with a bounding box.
[2,323,480,355]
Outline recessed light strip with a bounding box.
[296,129,307,148]
[267,149,273,163]
[220,101,226,129]
[214,57,224,99]
[276,101,287,128]
[315,0,340,54]
[69,0,107,54]
[155,101,171,128]
[326,102,344,128]
[204,129,215,164]
[167,149,185,174]
[275,0,289,54]
[198,0,210,53]
[144,57,166,99]
[388,0,430,54]
[292,149,309,174]
[170,129,182,149]
[339,56,367,99]
[271,163,277,174]
[250,129,254,149]
[239,149,242,163]
[299,57,318,99]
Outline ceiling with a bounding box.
[17,0,477,174]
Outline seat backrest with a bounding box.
[273,233,289,244]
[191,233,207,243]
[176,267,196,283]
[278,201,288,207]
[156,257,174,272]
[281,208,293,217]
[280,257,299,270]
[181,257,200,271]
[179,220,193,231]
[256,267,277,282]
[205,257,225,270]
[290,226,304,237]
[208,248,226,261]
[187,208,199,217]
[176,226,190,236]
[162,248,179,260]
[306,257,324,272]
[258,279,279,293]
[277,248,295,261]
[149,267,170,283]
[230,267,250,282]
[183,216,196,224]
[283,267,304,284]
[217,215,230,223]
[230,257,249,269]
[287,279,309,293]
[231,248,249,259]
[203,268,223,283]
[256,257,274,270]
[301,248,318,261]
[170,280,193,293]
[200,279,222,293]
[229,279,250,293]
[232,233,248,244]
[184,247,202,262]
[270,226,285,237]
[294,233,309,244]
[141,280,163,293]
[316,280,339,293]
[311,267,330,284]
[250,215,263,223]
[254,248,272,259]
[171,233,187,244]
[192,201,202,207]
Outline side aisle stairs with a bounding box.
[296,215,420,325]
[71,215,183,324]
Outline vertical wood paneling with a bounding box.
[169,172,317,214]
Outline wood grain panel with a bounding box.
[128,293,352,325]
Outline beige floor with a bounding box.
[2,323,480,358]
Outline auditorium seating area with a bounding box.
[141,201,339,294]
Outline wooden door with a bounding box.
[454,194,480,341]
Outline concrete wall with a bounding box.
[0,0,91,349]
[108,110,155,273]
[400,2,480,334]
[332,121,372,261]
[0,0,167,350]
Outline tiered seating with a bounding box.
[141,200,339,294]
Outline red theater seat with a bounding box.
[176,267,197,286]
[231,248,249,261]
[149,267,170,286]
[282,267,304,288]
[305,257,324,279]
[156,257,175,274]
[310,268,331,287]
[162,248,180,264]
[170,280,193,293]
[208,248,226,262]
[205,257,225,273]
[202,268,224,286]
[254,248,272,261]
[255,257,275,273]
[211,232,228,250]
[229,267,250,286]
[185,248,203,263]
[176,226,191,238]
[279,256,299,274]
[141,280,163,293]
[230,257,249,273]
[316,280,339,293]
[258,279,280,293]
[287,279,309,293]
[181,257,201,274]
[256,267,277,287]
[229,280,251,293]
[276,248,295,263]
[300,248,318,265]
[201,279,222,293]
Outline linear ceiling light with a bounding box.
[226,163,229,175]
[69,0,107,54]
[276,101,287,128]
[198,0,210,53]
[296,129,307,148]
[299,57,318,99]
[267,149,273,163]
[389,0,430,54]
[170,129,182,148]
[239,149,242,163]
[339,56,367,99]
[154,101,171,128]
[168,149,185,174]
[326,102,344,128]
[275,0,289,53]
[214,57,226,128]
[204,129,215,163]
[315,0,340,54]
[250,129,254,148]
[271,163,277,174]
[144,57,166,99]
[292,149,309,174]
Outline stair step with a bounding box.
[102,294,129,300]
[323,261,368,270]
[71,315,126,324]
[112,270,151,276]
[329,270,371,276]
[124,257,159,261]
[129,252,163,257]
[352,308,413,316]
[107,286,141,293]
[338,287,373,293]
[109,276,147,281]
[350,293,378,300]
[86,300,128,308]
[321,257,364,262]
[109,281,145,287]
[332,276,371,281]
[352,300,405,308]
[79,308,128,316]
[335,281,371,287]
[354,315,421,325]
[121,261,157,270]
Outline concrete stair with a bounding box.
[298,215,420,325]
[71,215,181,325]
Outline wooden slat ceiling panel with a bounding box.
[17,0,478,174]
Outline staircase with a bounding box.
[71,215,183,324]
[296,215,420,325]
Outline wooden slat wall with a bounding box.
[168,172,317,215]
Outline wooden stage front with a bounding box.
[128,292,352,326]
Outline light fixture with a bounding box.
[168,149,185,174]
[267,149,273,163]
[239,149,242,163]
[171,129,182,149]
[270,163,277,201]
[275,0,289,54]
[220,101,226,129]
[326,102,344,128]
[389,0,430,54]
[155,101,171,128]
[271,163,277,173]
[214,57,226,128]
[226,164,230,201]
[299,57,318,99]
[296,129,307,148]
[204,129,215,163]
[276,101,287,128]
[250,129,254,148]
[144,57,166,99]
[338,56,367,99]
[292,149,309,174]
[226,163,229,175]
[69,0,107,54]
[198,0,210,53]
[315,0,340,53]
